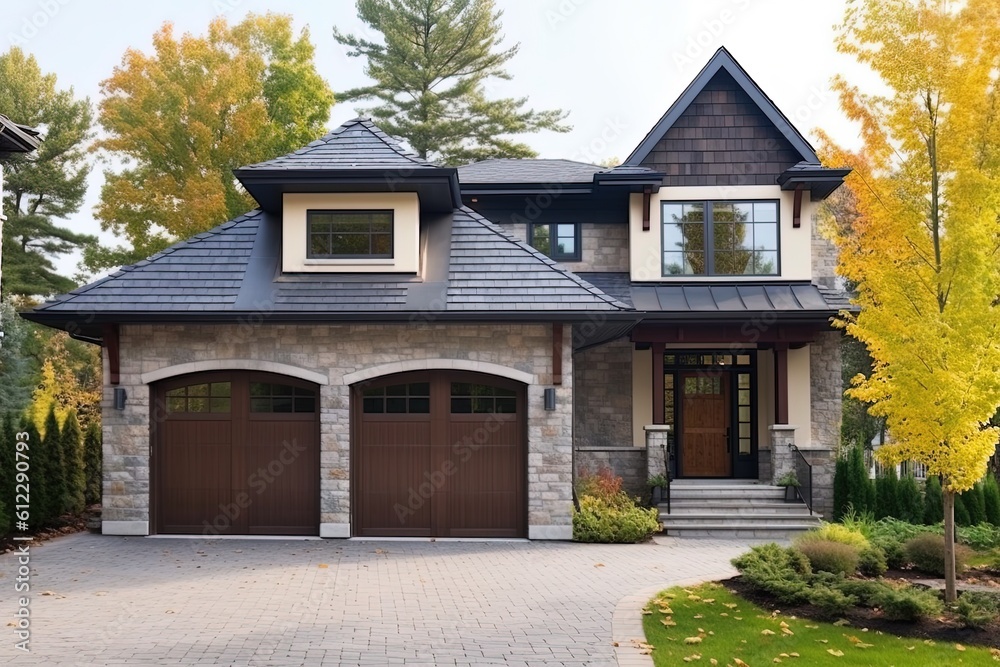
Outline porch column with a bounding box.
[769,424,796,484]
[645,425,671,481]
[773,343,789,424]
[652,343,665,424]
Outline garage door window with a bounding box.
[165,382,231,413]
[249,382,316,413]
[362,382,431,414]
[450,383,517,414]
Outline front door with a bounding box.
[679,373,731,477]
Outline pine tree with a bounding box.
[924,475,944,525]
[83,422,102,507]
[847,445,874,514]
[333,0,570,164]
[954,492,972,527]
[875,466,900,519]
[59,410,85,514]
[833,453,850,520]
[897,474,924,525]
[963,483,987,526]
[40,407,63,525]
[983,473,1000,526]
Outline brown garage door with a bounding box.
[152,371,319,535]
[353,371,526,538]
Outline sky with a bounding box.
[6,0,875,281]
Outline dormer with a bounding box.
[234,118,461,274]
[623,48,849,283]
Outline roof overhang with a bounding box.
[777,165,852,201]
[593,170,665,192]
[0,115,41,154]
[234,167,462,213]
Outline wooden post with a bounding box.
[552,323,563,386]
[774,343,789,424]
[943,485,957,602]
[642,187,652,231]
[792,184,804,228]
[652,342,665,424]
[103,324,120,386]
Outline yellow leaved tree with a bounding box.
[821,0,1000,602]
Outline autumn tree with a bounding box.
[27,331,101,435]
[0,47,94,296]
[822,0,1000,602]
[87,14,334,270]
[333,0,570,164]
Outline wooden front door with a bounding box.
[680,373,732,477]
[354,371,527,538]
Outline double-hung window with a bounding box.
[531,223,580,261]
[661,201,779,276]
[307,210,393,259]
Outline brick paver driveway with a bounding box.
[1,533,752,666]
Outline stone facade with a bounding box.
[805,330,843,518]
[572,339,632,448]
[811,210,839,291]
[500,222,630,273]
[102,322,574,539]
[576,447,646,498]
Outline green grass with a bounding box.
[642,582,999,666]
[968,548,1000,569]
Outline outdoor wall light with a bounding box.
[113,387,127,411]
[544,387,556,411]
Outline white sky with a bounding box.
[6,0,875,281]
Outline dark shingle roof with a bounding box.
[457,159,603,184]
[577,272,851,316]
[0,114,41,154]
[239,117,436,172]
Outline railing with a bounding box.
[791,445,814,515]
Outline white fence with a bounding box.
[864,447,928,480]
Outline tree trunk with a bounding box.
[943,487,957,603]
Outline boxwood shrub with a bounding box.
[572,494,659,543]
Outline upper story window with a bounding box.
[661,201,778,276]
[531,223,580,261]
[307,210,393,259]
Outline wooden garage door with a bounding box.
[353,371,526,538]
[153,371,319,535]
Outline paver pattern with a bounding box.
[1,533,751,666]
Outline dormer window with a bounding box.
[661,200,779,276]
[307,210,394,259]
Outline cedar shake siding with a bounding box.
[639,70,803,187]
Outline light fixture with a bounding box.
[544,387,556,411]
[113,387,127,410]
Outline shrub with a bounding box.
[873,536,908,570]
[923,476,944,524]
[955,591,1000,630]
[808,584,858,618]
[904,533,972,577]
[957,523,1000,551]
[984,474,1000,526]
[60,410,86,515]
[964,484,988,526]
[732,543,811,604]
[875,467,900,519]
[875,584,944,621]
[858,546,888,577]
[896,474,924,524]
[84,423,102,506]
[847,445,875,515]
[955,492,972,526]
[576,467,624,504]
[838,505,876,538]
[870,517,930,543]
[797,539,861,575]
[795,522,870,550]
[833,454,850,521]
[572,495,659,543]
[839,578,894,607]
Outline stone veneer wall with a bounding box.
[573,339,633,449]
[102,322,574,539]
[576,447,647,498]
[501,222,630,273]
[805,330,843,519]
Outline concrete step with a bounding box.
[660,525,819,539]
[659,512,821,526]
[664,502,814,515]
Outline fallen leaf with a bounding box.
[659,607,674,615]
[734,616,743,621]
[694,614,704,619]
[827,649,844,657]
[779,621,789,628]
[684,636,703,645]
[761,629,776,636]
[720,612,729,617]
[710,659,718,666]
[790,653,800,658]
[703,598,715,604]
[956,644,966,652]
[833,619,850,626]
[661,618,677,627]
[688,595,702,602]
[805,625,818,629]
[642,609,653,615]
[595,563,605,567]
[734,659,750,667]
[773,659,782,664]
[781,628,794,636]
[318,564,328,569]
[724,603,738,609]
[816,639,829,644]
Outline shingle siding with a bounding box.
[640,70,802,186]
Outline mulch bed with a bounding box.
[0,512,92,555]
[724,573,1000,647]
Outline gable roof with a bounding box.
[624,47,819,166]
[457,159,603,184]
[238,117,436,172]
[0,114,41,154]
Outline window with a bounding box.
[531,223,580,261]
[451,383,517,414]
[662,201,778,276]
[362,383,430,414]
[307,210,393,259]
[165,382,231,413]
[250,383,316,413]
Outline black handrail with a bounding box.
[790,445,814,515]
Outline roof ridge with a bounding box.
[456,206,631,310]
[352,117,433,166]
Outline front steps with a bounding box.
[658,481,822,539]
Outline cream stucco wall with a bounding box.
[787,345,812,447]
[631,347,652,447]
[757,348,775,444]
[629,185,816,282]
[282,192,420,273]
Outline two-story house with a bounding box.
[24,47,849,540]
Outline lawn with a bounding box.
[642,582,999,666]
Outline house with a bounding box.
[23,47,850,539]
[0,113,42,311]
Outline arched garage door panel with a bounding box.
[354,371,526,538]
[153,372,319,535]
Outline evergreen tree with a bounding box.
[19,417,44,528]
[0,414,14,532]
[897,474,924,525]
[0,47,95,296]
[833,453,850,520]
[847,444,874,514]
[923,475,944,525]
[954,492,972,527]
[39,407,63,524]
[83,422,102,507]
[333,0,570,164]
[963,483,987,526]
[983,473,1000,526]
[59,410,85,514]
[875,466,900,519]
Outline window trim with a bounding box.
[660,199,781,277]
[306,209,394,260]
[530,222,581,262]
